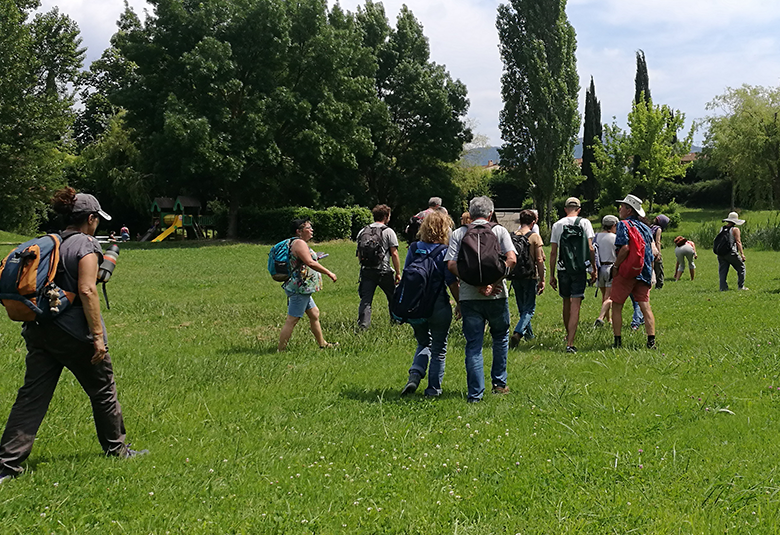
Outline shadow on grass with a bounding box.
[223,344,279,356]
[25,451,98,470]
[339,386,465,403]
[119,239,240,251]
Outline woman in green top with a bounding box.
[278,219,338,351]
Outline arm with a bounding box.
[533,239,546,294]
[612,244,630,272]
[549,243,558,290]
[390,246,401,284]
[447,260,459,278]
[291,240,337,282]
[691,241,697,258]
[504,250,517,273]
[733,227,745,259]
[588,237,597,282]
[77,253,106,364]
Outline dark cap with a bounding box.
[74,193,112,221]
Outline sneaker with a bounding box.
[509,332,522,349]
[630,324,641,331]
[400,372,422,397]
[466,397,481,404]
[565,346,577,354]
[593,318,604,328]
[0,469,17,484]
[646,341,657,350]
[117,444,149,459]
[492,385,510,394]
[739,287,750,291]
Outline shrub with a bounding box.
[349,206,372,240]
[648,200,681,230]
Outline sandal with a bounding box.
[320,342,339,349]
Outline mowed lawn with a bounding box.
[1,229,780,533]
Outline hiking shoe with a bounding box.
[646,341,657,350]
[565,346,577,354]
[400,372,422,397]
[739,287,750,291]
[117,444,149,459]
[492,385,510,394]
[509,332,522,349]
[593,319,604,328]
[466,397,481,404]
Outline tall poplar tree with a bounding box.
[580,76,602,209]
[497,0,579,225]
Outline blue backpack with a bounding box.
[0,234,76,322]
[268,238,297,282]
[391,243,448,322]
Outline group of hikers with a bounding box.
[275,194,750,403]
[0,187,750,482]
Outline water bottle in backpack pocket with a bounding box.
[0,234,76,322]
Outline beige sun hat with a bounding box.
[722,211,745,225]
[616,194,645,218]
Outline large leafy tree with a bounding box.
[704,85,780,209]
[107,0,376,238]
[497,0,579,225]
[354,2,471,217]
[0,0,85,232]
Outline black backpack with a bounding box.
[558,217,589,274]
[456,222,507,286]
[391,243,447,321]
[405,213,424,242]
[357,225,387,268]
[713,226,734,255]
[506,230,536,281]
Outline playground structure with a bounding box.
[141,196,217,242]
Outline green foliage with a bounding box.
[704,84,780,208]
[579,77,602,209]
[634,50,651,105]
[449,162,494,213]
[593,123,633,208]
[0,1,85,232]
[648,200,681,229]
[656,178,732,207]
[497,0,580,226]
[213,205,370,243]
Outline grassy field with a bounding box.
[1,224,780,533]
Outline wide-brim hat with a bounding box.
[616,194,645,218]
[722,211,744,225]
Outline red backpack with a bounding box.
[618,220,645,279]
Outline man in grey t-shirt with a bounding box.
[445,196,516,403]
[356,204,400,329]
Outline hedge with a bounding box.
[215,205,372,243]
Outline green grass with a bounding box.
[1,238,780,533]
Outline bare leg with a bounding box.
[637,301,655,336]
[305,306,327,347]
[565,298,582,347]
[562,298,571,340]
[278,315,301,351]
[597,287,612,322]
[612,301,624,337]
[690,268,695,281]
[674,262,681,281]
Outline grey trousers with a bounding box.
[718,253,746,290]
[0,322,127,475]
[357,269,396,329]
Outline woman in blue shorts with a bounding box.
[278,218,338,351]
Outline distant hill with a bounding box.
[464,141,701,167]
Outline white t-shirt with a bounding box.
[593,232,616,264]
[444,220,515,301]
[356,222,399,273]
[549,216,595,271]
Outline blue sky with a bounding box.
[42,0,780,146]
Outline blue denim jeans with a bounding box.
[630,294,644,328]
[460,299,510,401]
[409,297,452,396]
[512,279,537,339]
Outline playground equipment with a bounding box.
[143,196,216,242]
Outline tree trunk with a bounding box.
[227,189,240,240]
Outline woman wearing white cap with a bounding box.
[716,211,747,291]
[0,188,146,483]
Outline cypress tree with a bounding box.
[634,49,651,105]
[581,76,602,209]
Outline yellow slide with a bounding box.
[151,214,183,242]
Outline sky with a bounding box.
[39,0,780,147]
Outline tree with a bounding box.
[592,122,633,208]
[0,1,85,232]
[626,99,693,211]
[108,0,376,238]
[704,85,780,209]
[579,76,602,209]
[497,0,580,226]
[354,2,471,217]
[634,49,651,106]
